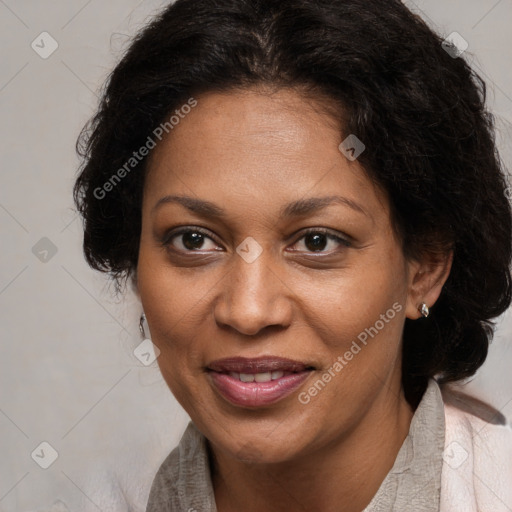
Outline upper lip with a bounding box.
[207,356,313,374]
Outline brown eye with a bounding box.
[182,232,207,250]
[291,229,351,254]
[304,233,328,252]
[163,228,220,252]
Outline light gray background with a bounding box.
[1,1,511,510]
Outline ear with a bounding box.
[405,250,453,320]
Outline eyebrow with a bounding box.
[152,194,368,218]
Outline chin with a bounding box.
[233,440,299,465]
[204,420,307,465]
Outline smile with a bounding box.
[207,356,314,408]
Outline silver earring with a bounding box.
[419,303,430,318]
[139,312,147,339]
[136,313,160,367]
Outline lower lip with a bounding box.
[208,371,312,407]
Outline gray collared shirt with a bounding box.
[146,378,446,511]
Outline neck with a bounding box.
[209,383,414,512]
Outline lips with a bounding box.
[207,356,312,374]
[207,356,314,407]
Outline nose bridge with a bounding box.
[214,242,292,335]
[232,249,275,302]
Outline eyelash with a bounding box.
[162,226,351,254]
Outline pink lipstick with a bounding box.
[207,356,314,407]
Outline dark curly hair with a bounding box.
[73,0,512,406]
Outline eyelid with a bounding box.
[161,226,217,245]
[161,226,222,251]
[288,227,352,251]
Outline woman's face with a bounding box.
[137,87,421,463]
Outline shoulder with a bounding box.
[74,428,179,512]
[72,421,211,512]
[146,421,213,511]
[439,383,512,512]
[145,441,182,510]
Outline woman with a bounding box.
[73,0,512,510]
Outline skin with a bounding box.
[136,86,452,512]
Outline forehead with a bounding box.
[143,88,388,221]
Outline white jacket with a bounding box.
[440,386,512,511]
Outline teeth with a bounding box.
[227,371,287,382]
[254,372,272,383]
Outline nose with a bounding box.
[213,249,293,336]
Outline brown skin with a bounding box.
[136,86,452,512]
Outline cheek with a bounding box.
[136,248,204,381]
[297,275,406,419]
[294,251,407,351]
[137,239,215,331]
